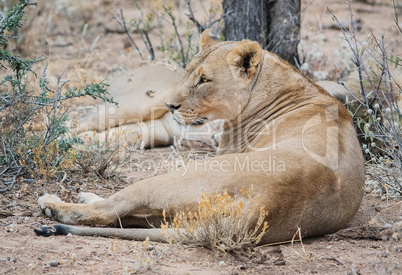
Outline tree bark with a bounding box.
[222,0,300,66]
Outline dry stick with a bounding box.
[163,6,186,67]
[58,171,67,190]
[368,201,402,225]
[133,2,155,60]
[394,0,402,34]
[363,34,402,192]
[372,35,402,146]
[381,36,402,114]
[290,227,308,258]
[44,67,69,145]
[327,7,370,109]
[380,36,398,135]
[0,167,22,192]
[113,205,124,229]
[0,165,10,177]
[186,0,203,33]
[348,3,370,109]
[343,28,388,95]
[0,177,16,192]
[185,32,193,62]
[338,82,365,106]
[155,12,166,53]
[186,0,229,34]
[114,10,143,60]
[96,143,120,179]
[199,0,210,23]
[347,29,402,102]
[10,58,49,138]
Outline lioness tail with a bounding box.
[34,224,172,242]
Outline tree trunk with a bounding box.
[222,0,300,66]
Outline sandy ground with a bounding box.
[1,0,402,274]
[1,150,401,274]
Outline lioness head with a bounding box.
[165,30,263,126]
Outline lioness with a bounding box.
[71,64,220,148]
[36,30,364,244]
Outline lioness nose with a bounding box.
[166,103,181,112]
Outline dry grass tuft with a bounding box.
[75,126,140,178]
[161,187,268,252]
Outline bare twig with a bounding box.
[186,0,231,34]
[43,66,70,145]
[132,3,155,60]
[113,205,123,229]
[327,7,370,108]
[0,167,22,193]
[163,5,186,67]
[113,9,144,59]
[328,4,402,195]
[394,0,402,33]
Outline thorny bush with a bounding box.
[0,0,117,191]
[329,5,402,197]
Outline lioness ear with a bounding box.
[227,40,262,80]
[200,29,219,49]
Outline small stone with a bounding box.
[219,261,225,267]
[49,261,60,267]
[274,259,286,266]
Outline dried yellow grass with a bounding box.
[161,186,268,252]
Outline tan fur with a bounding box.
[71,63,220,148]
[38,31,365,244]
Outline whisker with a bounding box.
[190,117,208,126]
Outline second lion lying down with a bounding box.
[36,30,364,244]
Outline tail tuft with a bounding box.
[34,224,70,237]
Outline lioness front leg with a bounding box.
[38,155,263,228]
[38,194,116,226]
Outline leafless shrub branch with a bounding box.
[186,0,230,34]
[394,0,402,34]
[113,9,144,60]
[329,4,402,196]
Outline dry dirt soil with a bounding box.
[1,0,402,274]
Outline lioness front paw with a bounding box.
[38,194,63,218]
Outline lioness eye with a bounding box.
[197,77,210,87]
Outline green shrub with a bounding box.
[0,0,117,190]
